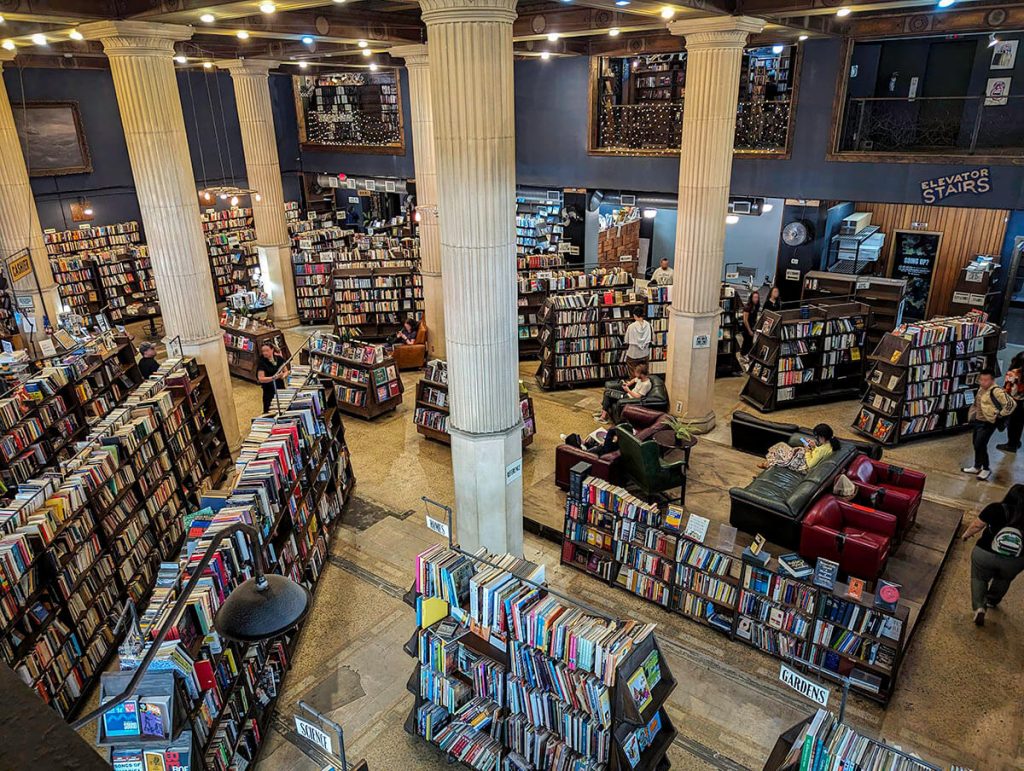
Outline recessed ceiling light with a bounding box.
[660,6,675,18]
[937,0,955,6]
[369,62,378,71]
[259,1,276,13]
[301,35,314,45]
[799,34,809,41]
[772,44,784,54]
[615,0,630,5]
[547,32,559,42]
[298,61,309,68]
[200,13,215,23]
[237,30,250,40]
[357,40,368,48]
[69,30,84,41]
[203,61,213,68]
[31,33,47,46]
[1,40,14,51]
[836,7,851,16]
[609,28,620,37]
[361,48,371,57]
[174,55,188,64]
[540,51,551,60]
[725,214,740,225]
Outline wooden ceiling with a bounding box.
[0,0,1019,69]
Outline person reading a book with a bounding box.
[962,483,1024,626]
[598,362,652,423]
[624,308,652,366]
[393,317,420,346]
[257,342,289,413]
[758,423,839,471]
[560,426,623,456]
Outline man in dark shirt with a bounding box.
[962,484,1024,625]
[256,342,289,413]
[138,342,160,378]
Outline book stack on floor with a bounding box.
[220,310,291,383]
[333,265,424,341]
[403,544,677,770]
[202,207,260,302]
[852,311,1002,445]
[741,302,870,412]
[101,370,355,770]
[291,224,356,324]
[304,335,403,419]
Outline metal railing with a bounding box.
[837,95,1024,155]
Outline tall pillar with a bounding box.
[420,0,522,555]
[0,52,61,333]
[79,21,240,449]
[665,16,764,430]
[216,59,299,328]
[390,44,445,360]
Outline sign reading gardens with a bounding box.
[920,167,991,204]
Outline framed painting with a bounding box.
[12,101,92,176]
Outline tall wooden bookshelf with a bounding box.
[717,284,743,377]
[49,257,103,319]
[93,245,160,326]
[333,265,424,341]
[741,302,870,412]
[202,206,260,302]
[305,335,403,418]
[291,225,354,324]
[852,312,1002,446]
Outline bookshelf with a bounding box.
[49,257,103,319]
[291,225,355,325]
[93,245,160,326]
[672,528,741,635]
[717,284,742,377]
[852,312,1002,446]
[514,196,564,257]
[535,286,672,390]
[304,335,403,419]
[220,310,291,383]
[404,544,677,771]
[741,302,870,412]
[801,271,907,352]
[333,265,424,341]
[630,55,686,106]
[413,359,537,448]
[202,206,260,302]
[296,69,404,152]
[949,257,1000,317]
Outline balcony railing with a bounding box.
[594,99,792,155]
[836,96,1024,156]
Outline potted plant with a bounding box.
[665,415,699,446]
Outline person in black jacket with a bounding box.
[763,286,782,313]
[138,342,159,378]
[962,484,1024,626]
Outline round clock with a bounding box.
[782,219,813,247]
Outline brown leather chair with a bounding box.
[554,406,669,490]
[393,320,428,370]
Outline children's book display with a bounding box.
[741,303,870,412]
[404,544,677,770]
[852,311,1002,445]
[202,207,260,302]
[560,478,910,703]
[219,310,290,384]
[100,370,355,770]
[303,336,403,419]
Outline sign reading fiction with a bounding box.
[920,167,991,204]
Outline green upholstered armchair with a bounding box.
[615,424,687,503]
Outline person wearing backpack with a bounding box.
[962,368,1017,481]
[962,484,1024,626]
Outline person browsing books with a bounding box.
[740,290,761,359]
[758,423,839,471]
[650,258,674,286]
[961,483,1024,626]
[598,362,652,423]
[962,368,1016,481]
[137,342,159,378]
[256,341,290,413]
[624,308,652,366]
[997,351,1024,453]
[763,286,782,313]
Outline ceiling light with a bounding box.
[615,0,631,5]
[259,1,276,12]
[725,214,740,225]
[200,13,215,23]
[237,30,250,40]
[762,203,774,213]
[357,40,368,48]
[547,33,560,42]
[69,30,84,41]
[772,44,784,54]
[660,6,675,19]
[361,48,371,57]
[174,55,188,64]
[230,195,239,206]
[1,40,14,51]
[643,209,657,219]
[83,206,93,216]
[609,28,620,37]
[203,61,213,69]
[301,35,314,45]
[369,62,379,71]
[298,61,309,68]
[799,34,809,42]
[219,193,229,200]
[540,51,551,60]
[31,33,47,46]
[202,191,212,201]
[836,7,851,16]
[937,0,955,6]
[0,15,4,23]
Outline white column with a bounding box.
[216,59,299,328]
[390,44,445,360]
[0,52,61,332]
[420,0,522,555]
[79,21,240,449]
[665,16,764,430]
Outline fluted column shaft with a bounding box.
[217,59,299,327]
[665,17,764,430]
[0,53,61,331]
[421,0,522,555]
[391,45,445,359]
[80,21,240,449]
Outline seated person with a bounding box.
[757,423,839,472]
[561,426,621,457]
[392,318,420,346]
[598,363,652,423]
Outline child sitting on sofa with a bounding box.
[758,423,840,472]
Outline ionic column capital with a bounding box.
[78,20,193,56]
[216,58,275,78]
[667,16,765,48]
[389,44,429,68]
[419,0,517,26]
[0,51,14,69]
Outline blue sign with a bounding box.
[920,167,991,204]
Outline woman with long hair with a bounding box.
[758,423,840,472]
[740,290,761,357]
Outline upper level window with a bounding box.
[589,45,797,157]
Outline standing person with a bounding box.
[961,484,1024,626]
[650,258,674,286]
[740,290,761,358]
[624,307,652,367]
[137,342,160,378]
[256,341,290,413]
[962,368,1016,481]
[763,286,782,313]
[997,351,1024,453]
[599,362,652,423]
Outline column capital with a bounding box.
[419,0,517,26]
[667,16,765,47]
[388,44,429,68]
[78,20,193,56]
[0,50,14,70]
[215,58,276,77]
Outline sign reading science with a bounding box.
[920,167,991,204]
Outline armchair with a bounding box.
[845,454,925,539]
[615,424,687,503]
[393,320,428,370]
[800,495,897,580]
[554,406,667,490]
[608,374,670,423]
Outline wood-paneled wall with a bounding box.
[852,203,1009,318]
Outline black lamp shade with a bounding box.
[214,574,312,643]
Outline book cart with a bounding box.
[560,476,910,704]
[96,370,356,770]
[304,334,404,419]
[413,359,537,448]
[219,310,291,383]
[333,265,424,341]
[741,302,870,412]
[404,543,677,770]
[852,312,1003,446]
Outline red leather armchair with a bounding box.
[393,321,428,370]
[799,495,898,580]
[554,406,668,490]
[845,454,925,539]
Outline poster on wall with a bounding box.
[990,39,1018,70]
[11,102,92,176]
[890,231,942,321]
[985,77,1012,106]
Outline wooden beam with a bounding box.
[845,4,1024,38]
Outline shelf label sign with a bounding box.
[779,663,830,707]
[505,458,523,485]
[426,514,449,538]
[294,717,336,755]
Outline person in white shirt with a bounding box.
[624,308,652,366]
[599,363,653,423]
[651,258,674,286]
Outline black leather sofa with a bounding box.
[607,374,670,423]
[730,410,883,461]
